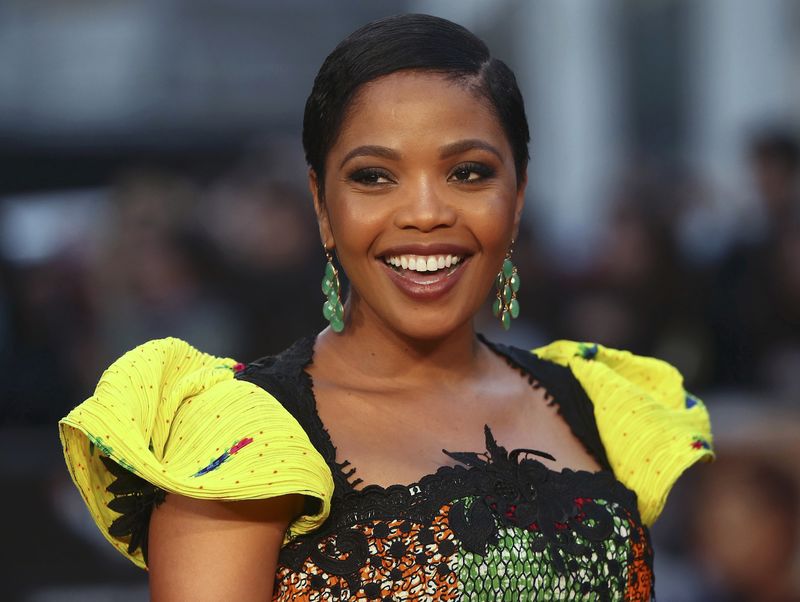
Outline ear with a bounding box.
[309,169,335,249]
[511,169,528,241]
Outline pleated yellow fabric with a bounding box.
[533,341,714,527]
[58,338,334,569]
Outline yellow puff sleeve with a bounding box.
[58,338,334,569]
[533,341,713,527]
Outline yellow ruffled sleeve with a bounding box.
[533,341,713,527]
[58,338,334,569]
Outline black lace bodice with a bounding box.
[235,336,654,601]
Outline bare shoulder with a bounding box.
[148,493,304,601]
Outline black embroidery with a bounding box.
[101,455,166,564]
[309,528,369,592]
[443,426,628,574]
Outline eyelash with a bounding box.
[348,168,394,186]
[449,162,495,183]
[348,163,496,186]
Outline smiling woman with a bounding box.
[58,14,713,601]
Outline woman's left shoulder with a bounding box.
[531,340,714,526]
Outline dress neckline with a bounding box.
[293,333,613,497]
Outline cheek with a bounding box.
[325,194,388,266]
[461,191,518,250]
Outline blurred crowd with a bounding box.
[516,127,800,399]
[0,150,325,425]
[1,128,799,600]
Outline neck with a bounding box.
[314,294,487,388]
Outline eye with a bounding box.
[449,162,495,183]
[349,168,394,186]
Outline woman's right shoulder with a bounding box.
[58,336,333,568]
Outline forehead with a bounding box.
[331,71,510,157]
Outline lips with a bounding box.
[377,244,472,301]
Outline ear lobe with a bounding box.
[309,169,335,249]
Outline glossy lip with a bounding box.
[379,255,470,301]
[375,242,474,301]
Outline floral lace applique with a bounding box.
[101,455,166,564]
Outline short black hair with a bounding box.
[302,14,530,192]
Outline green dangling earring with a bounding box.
[321,248,345,333]
[492,247,520,331]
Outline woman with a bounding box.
[59,14,713,600]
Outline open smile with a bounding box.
[378,251,471,300]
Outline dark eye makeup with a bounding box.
[346,161,496,187]
[449,162,496,183]
[348,167,394,185]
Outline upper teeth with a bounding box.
[384,254,462,272]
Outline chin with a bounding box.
[348,286,479,341]
[383,310,472,343]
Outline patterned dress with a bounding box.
[237,337,654,600]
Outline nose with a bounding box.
[393,176,457,232]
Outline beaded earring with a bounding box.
[492,248,520,330]
[321,248,345,333]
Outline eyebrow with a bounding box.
[439,139,503,161]
[340,145,400,168]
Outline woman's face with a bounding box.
[313,71,526,340]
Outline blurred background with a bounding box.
[1,0,799,600]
